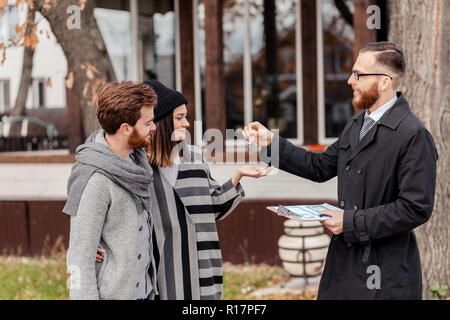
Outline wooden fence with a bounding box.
[0,199,337,265]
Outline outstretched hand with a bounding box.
[243,122,274,147]
[231,165,273,187]
[238,165,273,178]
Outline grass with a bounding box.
[0,252,69,300]
[0,249,317,300]
[222,262,317,300]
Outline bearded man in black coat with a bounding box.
[244,42,438,300]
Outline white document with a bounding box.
[267,203,342,221]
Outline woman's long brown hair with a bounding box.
[147,112,179,167]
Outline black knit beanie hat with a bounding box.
[143,80,188,122]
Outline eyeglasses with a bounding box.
[352,71,393,81]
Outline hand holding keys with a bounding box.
[243,122,274,147]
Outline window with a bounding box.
[197,0,303,143]
[250,0,299,139]
[318,0,355,143]
[151,11,176,88]
[31,78,46,108]
[94,8,133,81]
[0,5,18,42]
[0,80,11,113]
[94,7,176,87]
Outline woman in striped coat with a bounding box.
[145,80,272,300]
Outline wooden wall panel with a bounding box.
[27,201,69,255]
[0,202,29,255]
[1,198,337,266]
[217,199,337,265]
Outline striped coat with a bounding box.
[150,145,245,300]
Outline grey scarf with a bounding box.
[63,129,153,216]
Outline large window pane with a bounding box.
[321,0,354,138]
[0,6,18,42]
[149,12,176,88]
[222,0,245,134]
[250,0,297,139]
[95,9,132,81]
[197,0,246,135]
[198,0,300,139]
[94,8,175,87]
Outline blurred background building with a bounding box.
[0,0,388,265]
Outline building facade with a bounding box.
[0,0,390,263]
[0,0,387,148]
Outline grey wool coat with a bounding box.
[64,130,157,300]
[150,144,245,300]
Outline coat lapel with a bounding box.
[346,92,409,164]
[348,121,379,163]
[348,112,363,155]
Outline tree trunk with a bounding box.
[34,0,116,140]
[389,0,450,299]
[9,5,37,136]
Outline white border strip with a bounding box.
[316,0,337,145]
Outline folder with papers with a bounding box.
[266,203,342,221]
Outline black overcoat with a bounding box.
[262,92,438,299]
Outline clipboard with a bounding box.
[266,203,340,221]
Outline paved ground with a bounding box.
[0,163,337,201]
[250,276,321,298]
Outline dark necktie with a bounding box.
[359,117,375,141]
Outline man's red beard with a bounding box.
[353,82,380,110]
[128,128,150,150]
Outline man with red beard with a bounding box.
[63,82,158,300]
[244,42,438,299]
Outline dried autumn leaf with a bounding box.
[85,62,100,74]
[65,72,74,89]
[90,85,97,107]
[15,23,25,35]
[79,0,87,10]
[1,47,6,65]
[27,27,40,49]
[86,69,94,80]
[82,82,89,98]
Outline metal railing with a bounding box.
[0,115,68,152]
